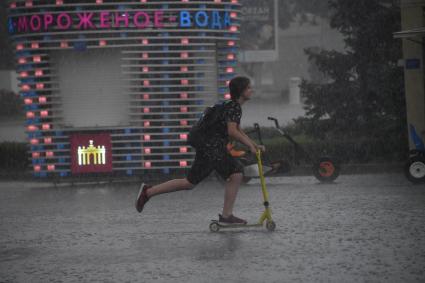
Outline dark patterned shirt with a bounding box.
[199,100,242,158]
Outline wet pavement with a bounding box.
[1,173,424,283]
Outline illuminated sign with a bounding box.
[78,140,106,166]
[8,10,232,34]
[70,133,112,174]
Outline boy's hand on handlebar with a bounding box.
[256,145,266,152]
[248,144,257,154]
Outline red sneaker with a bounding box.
[219,214,247,225]
[135,183,150,213]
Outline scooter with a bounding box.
[405,124,425,184]
[228,117,340,183]
[209,150,276,232]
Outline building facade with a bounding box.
[7,0,240,178]
[395,0,425,148]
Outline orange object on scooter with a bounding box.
[227,142,246,157]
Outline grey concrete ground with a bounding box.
[0,173,424,283]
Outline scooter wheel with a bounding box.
[209,222,220,232]
[405,155,425,184]
[313,157,340,183]
[266,220,276,231]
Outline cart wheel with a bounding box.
[209,222,220,232]
[313,157,340,183]
[266,220,276,231]
[405,155,425,184]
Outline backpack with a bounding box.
[188,101,228,148]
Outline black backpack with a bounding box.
[188,101,228,148]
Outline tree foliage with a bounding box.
[296,0,406,148]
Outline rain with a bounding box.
[0,0,424,282]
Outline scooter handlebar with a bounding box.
[267,117,280,129]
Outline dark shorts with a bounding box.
[187,149,243,185]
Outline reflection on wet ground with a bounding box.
[0,174,424,282]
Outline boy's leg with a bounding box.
[136,178,193,213]
[145,149,212,198]
[215,152,245,223]
[145,178,194,198]
[222,172,243,218]
[136,151,212,213]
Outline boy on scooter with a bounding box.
[135,76,265,225]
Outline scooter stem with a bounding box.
[256,150,269,204]
[256,150,273,224]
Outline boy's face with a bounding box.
[242,84,253,101]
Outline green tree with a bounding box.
[297,0,406,147]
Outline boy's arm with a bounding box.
[227,122,257,154]
[238,125,266,152]
[238,125,257,145]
